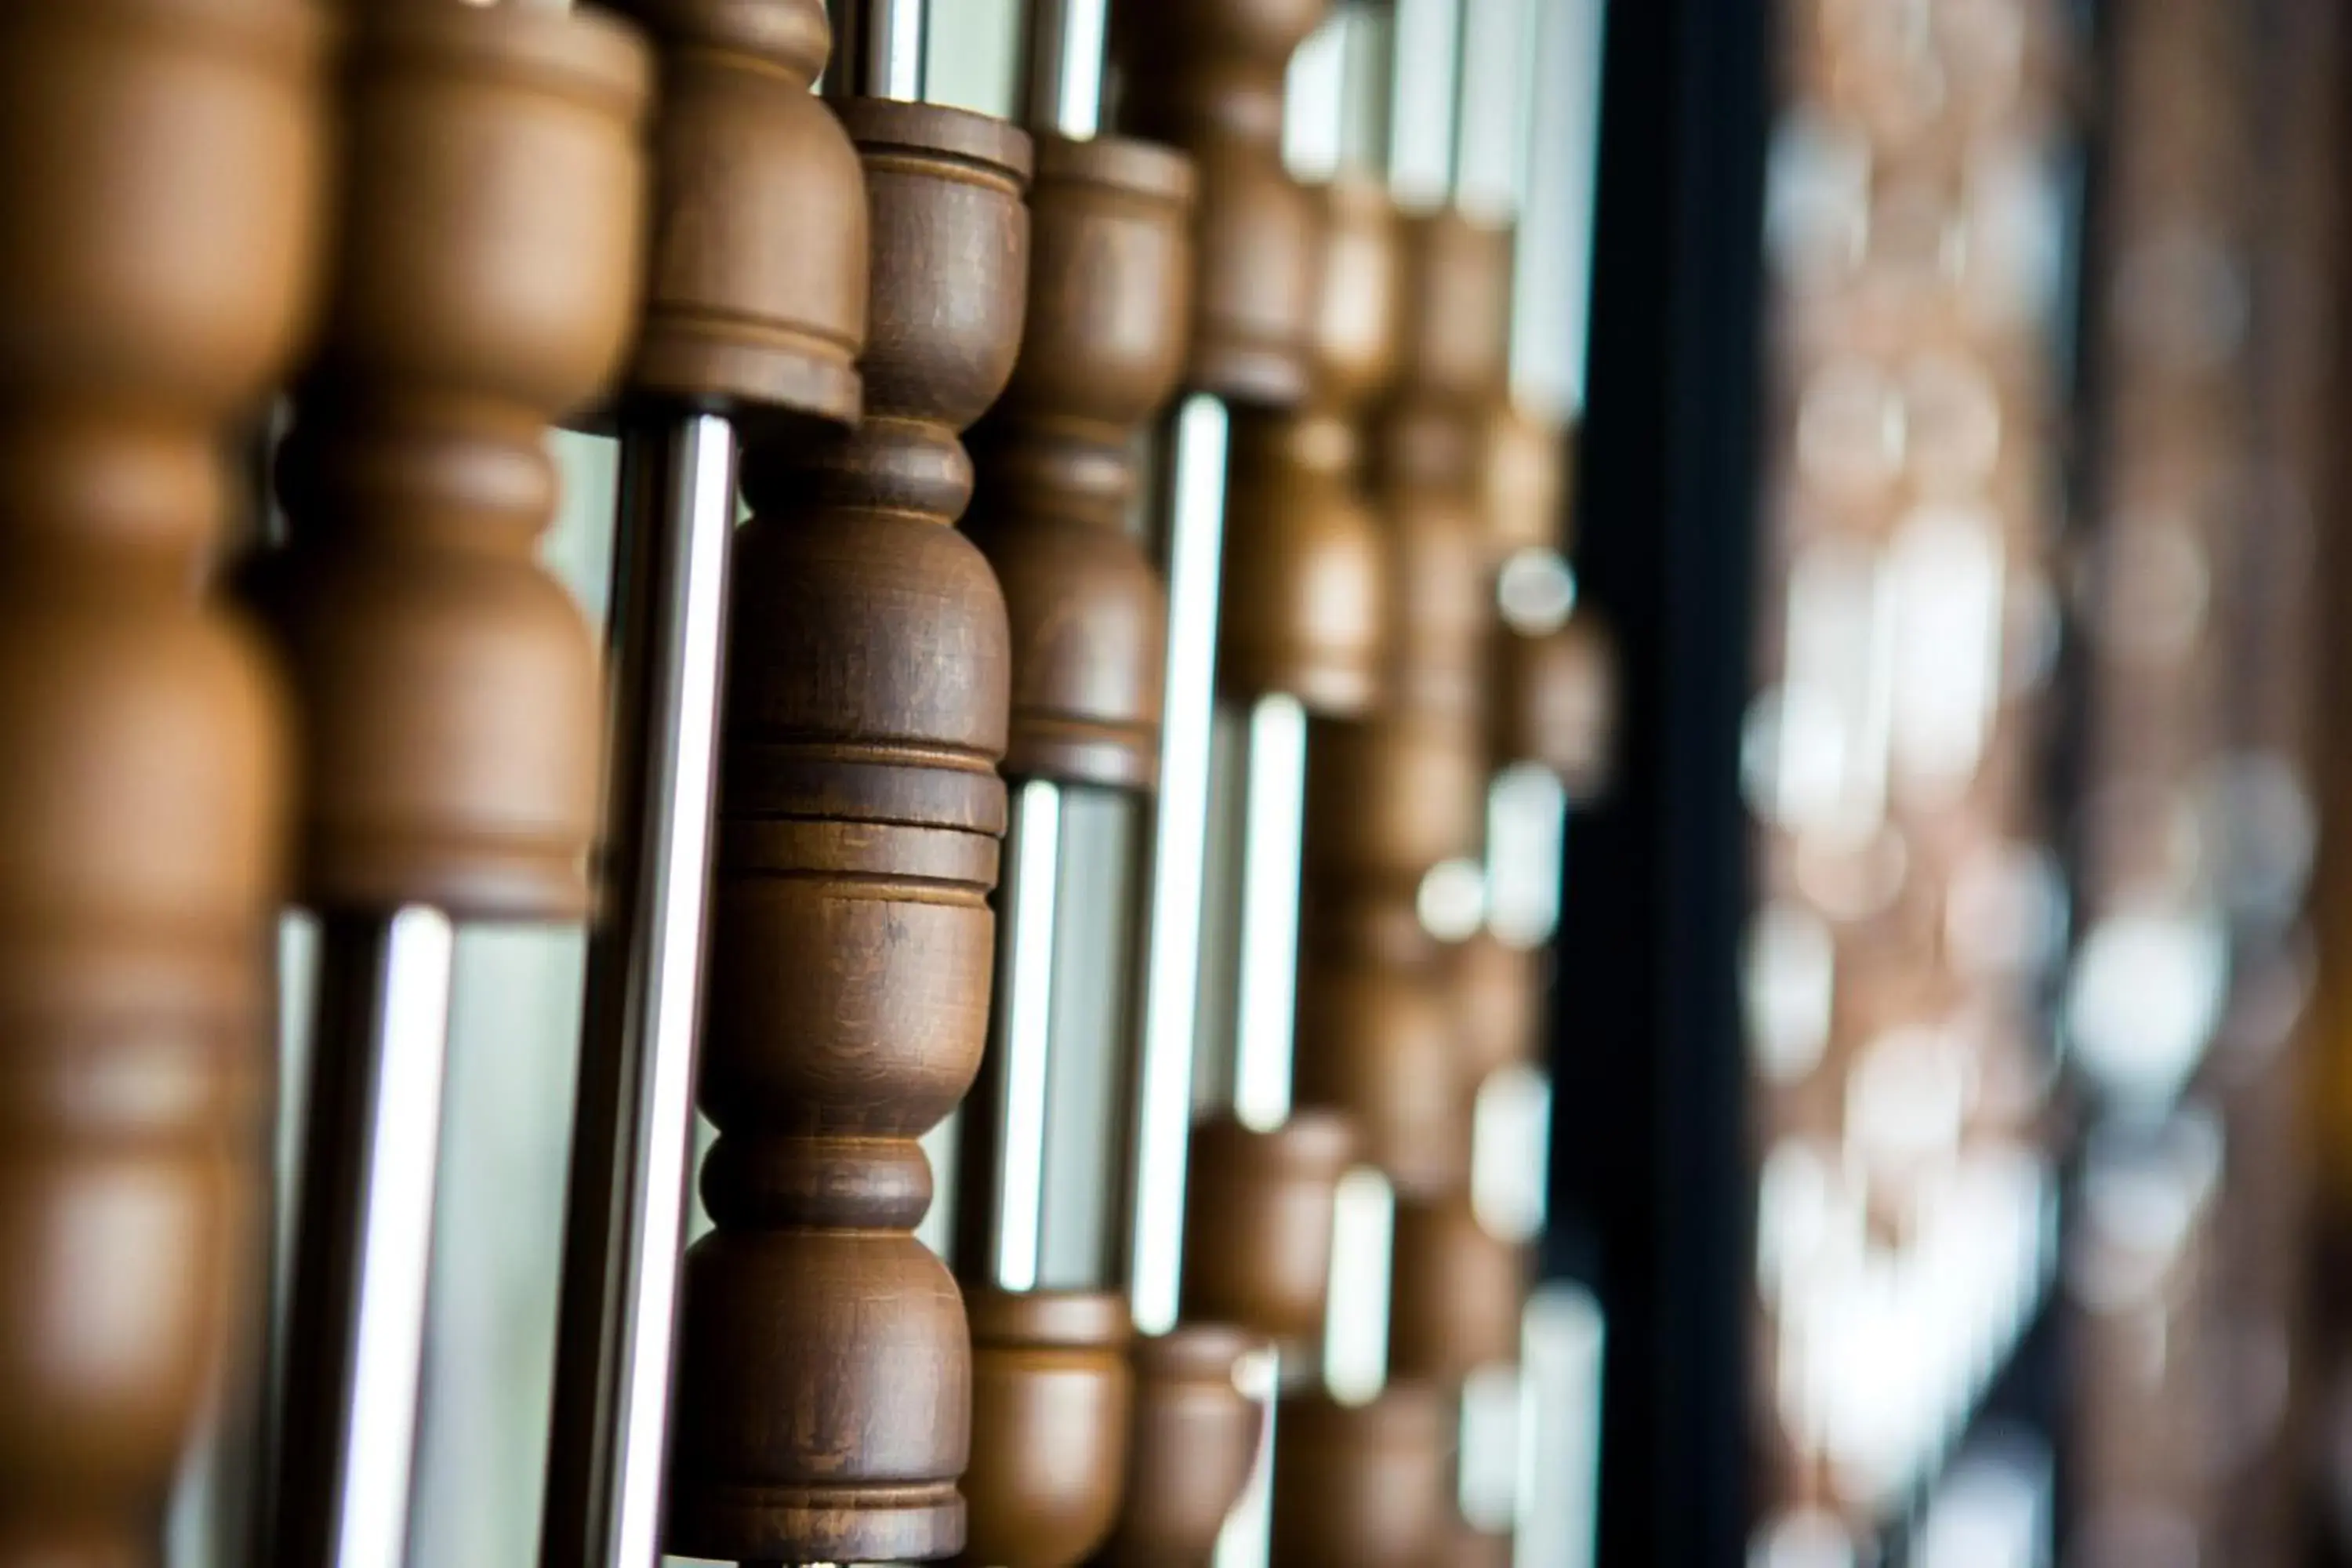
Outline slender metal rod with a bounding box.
[829,0,928,101]
[1231,693,1308,1130]
[956,779,1065,1288]
[1021,0,1109,139]
[1110,393,1232,1332]
[540,412,739,1568]
[268,909,458,1568]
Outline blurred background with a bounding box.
[151,0,2352,1564]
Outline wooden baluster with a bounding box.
[0,3,325,1563]
[1086,3,1336,1562]
[950,12,1197,1558]
[1179,171,1396,1363]
[245,7,649,1566]
[540,4,868,1563]
[1274,165,1517,1568]
[1171,166,1399,1568]
[1114,0,1327,407]
[662,93,1031,1566]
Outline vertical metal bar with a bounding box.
[1388,0,1465,205]
[962,779,1065,1290]
[830,0,929,102]
[1022,0,1108,139]
[541,412,739,1568]
[1231,693,1309,1131]
[1111,392,1232,1333]
[270,909,458,1568]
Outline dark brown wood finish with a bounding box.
[955,124,1197,1568]
[538,7,867,1559]
[1266,1386,1455,1568]
[962,1289,1134,1568]
[1112,0,1329,405]
[965,132,1193,793]
[662,98,1031,1567]
[248,9,650,1565]
[1294,209,1514,1202]
[0,2,326,1561]
[1279,207,1517,1564]
[1082,3,1331,1560]
[1090,1324,1271,1568]
[1177,155,1395,1356]
[250,1,652,921]
[606,0,869,434]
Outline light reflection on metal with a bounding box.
[279,908,458,1568]
[1232,695,1308,1131]
[987,780,1065,1290]
[1516,1281,1607,1568]
[543,412,739,1568]
[1387,0,1462,207]
[1022,0,1107,139]
[831,0,928,101]
[1319,1165,1397,1405]
[1115,393,1232,1333]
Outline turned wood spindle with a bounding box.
[662,93,1032,1567]
[245,7,650,1566]
[540,4,869,1563]
[1092,2,1328,1428]
[0,3,325,1563]
[1181,169,1398,1359]
[1274,5,1518,1557]
[949,5,1199,1563]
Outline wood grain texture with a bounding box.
[606,0,869,431]
[960,1289,1134,1568]
[1110,0,1330,405]
[1089,1325,1271,1568]
[0,0,328,1561]
[966,132,1195,791]
[663,99,1032,1568]
[248,0,651,920]
[956,132,1200,1567]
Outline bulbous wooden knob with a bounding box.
[252,1,651,919]
[668,100,1032,1568]
[1388,1195,1525,1383]
[1218,177,1399,713]
[962,1290,1134,1568]
[1091,1324,1272,1568]
[0,2,326,1558]
[1218,411,1386,712]
[609,0,868,429]
[1112,0,1330,405]
[1267,1388,1453,1568]
[1179,1111,1356,1345]
[967,132,1195,790]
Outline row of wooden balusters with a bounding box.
[0,0,1603,1563]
